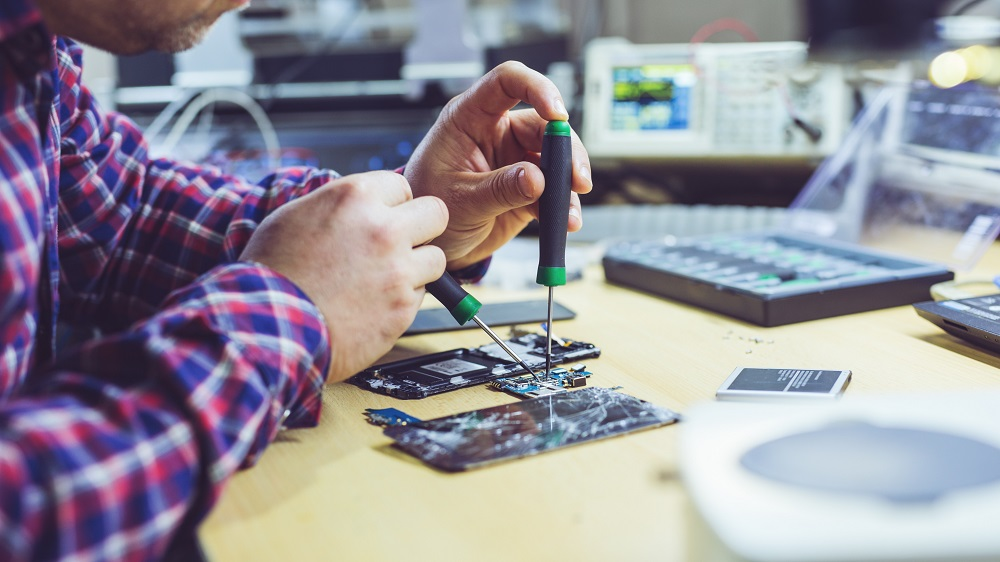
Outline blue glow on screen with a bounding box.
[611,64,696,131]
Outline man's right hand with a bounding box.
[239,171,448,382]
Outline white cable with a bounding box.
[194,102,215,143]
[158,88,282,170]
[142,88,203,144]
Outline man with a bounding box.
[0,0,592,559]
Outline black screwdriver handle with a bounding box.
[536,120,573,287]
[425,272,482,325]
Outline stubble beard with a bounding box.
[151,14,218,53]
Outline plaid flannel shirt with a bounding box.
[0,3,336,560]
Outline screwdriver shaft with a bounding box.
[545,287,554,376]
[537,120,573,382]
[472,316,539,380]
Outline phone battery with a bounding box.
[348,334,601,399]
[716,367,851,401]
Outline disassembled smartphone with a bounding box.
[716,367,852,401]
[348,333,601,399]
[383,387,681,471]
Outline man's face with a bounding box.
[36,0,250,54]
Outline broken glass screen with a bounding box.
[383,387,681,471]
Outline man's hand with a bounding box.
[404,61,593,270]
[240,171,448,382]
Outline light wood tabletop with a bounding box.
[198,241,1000,562]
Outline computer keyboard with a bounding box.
[603,231,954,326]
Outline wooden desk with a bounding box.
[199,246,1000,562]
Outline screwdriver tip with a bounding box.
[520,361,540,381]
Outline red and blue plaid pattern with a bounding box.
[0,6,335,560]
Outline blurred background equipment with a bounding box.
[105,0,574,182]
[580,38,849,163]
[804,0,948,62]
[81,0,1000,234]
[117,0,570,103]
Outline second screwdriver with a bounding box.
[425,272,539,379]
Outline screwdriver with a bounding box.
[536,120,573,377]
[425,272,539,379]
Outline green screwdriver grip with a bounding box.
[536,120,573,287]
[425,272,482,325]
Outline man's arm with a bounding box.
[0,39,337,559]
[0,263,330,560]
[53,39,337,332]
[0,39,447,561]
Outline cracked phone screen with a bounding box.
[383,387,680,471]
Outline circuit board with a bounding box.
[490,364,591,398]
[363,408,423,427]
[348,333,601,399]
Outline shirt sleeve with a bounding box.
[52,39,338,332]
[0,262,331,561]
[0,38,333,560]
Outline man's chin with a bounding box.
[152,19,216,54]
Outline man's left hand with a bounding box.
[404,61,593,270]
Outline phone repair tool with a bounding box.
[426,272,539,379]
[537,120,573,376]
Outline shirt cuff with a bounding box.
[206,262,331,431]
[155,262,332,447]
[449,256,492,284]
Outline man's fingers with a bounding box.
[411,244,448,288]
[517,192,583,232]
[508,109,548,153]
[392,195,450,247]
[569,133,593,195]
[459,61,569,121]
[509,111,593,195]
[568,191,583,232]
[348,170,414,207]
[459,164,543,219]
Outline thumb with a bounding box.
[469,163,543,217]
